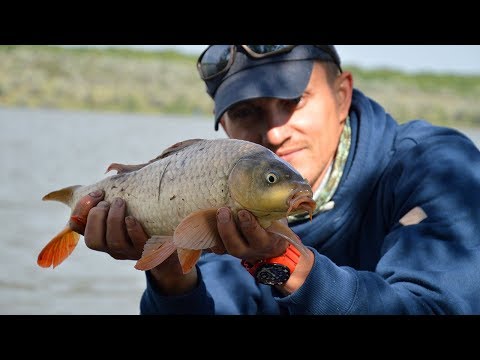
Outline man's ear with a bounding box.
[335,71,353,121]
[219,116,230,137]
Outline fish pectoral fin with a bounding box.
[141,235,171,255]
[173,208,221,250]
[135,236,177,271]
[106,162,149,174]
[37,226,80,268]
[177,248,202,274]
[266,220,310,259]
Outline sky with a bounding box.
[100,45,480,75]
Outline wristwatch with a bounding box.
[241,243,300,286]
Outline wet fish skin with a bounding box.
[38,138,316,271]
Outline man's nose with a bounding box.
[262,107,291,146]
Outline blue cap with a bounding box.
[204,45,341,131]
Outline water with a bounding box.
[0,107,226,315]
[1,107,479,315]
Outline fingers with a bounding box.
[216,207,286,262]
[236,210,265,247]
[105,198,128,248]
[84,197,146,260]
[125,216,150,256]
[237,210,287,260]
[69,190,105,234]
[216,207,248,256]
[84,201,110,252]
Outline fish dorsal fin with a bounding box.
[266,220,310,259]
[106,140,205,175]
[177,248,202,274]
[106,163,149,174]
[156,139,205,160]
[135,235,177,271]
[173,208,221,250]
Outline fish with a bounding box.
[37,138,316,273]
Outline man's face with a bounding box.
[220,62,353,192]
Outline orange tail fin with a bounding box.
[37,226,80,268]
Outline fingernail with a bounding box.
[217,208,231,224]
[89,190,103,197]
[98,201,110,208]
[114,198,124,207]
[238,211,251,223]
[125,216,136,228]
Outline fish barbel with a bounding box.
[38,138,316,273]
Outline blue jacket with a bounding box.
[140,89,480,315]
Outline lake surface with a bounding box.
[0,107,225,315]
[1,107,479,315]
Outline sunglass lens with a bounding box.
[246,45,291,55]
[199,45,232,79]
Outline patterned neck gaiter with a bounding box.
[288,116,351,223]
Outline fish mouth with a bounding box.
[286,188,316,220]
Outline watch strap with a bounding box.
[241,243,301,285]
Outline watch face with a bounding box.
[255,263,291,286]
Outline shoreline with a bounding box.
[1,46,479,128]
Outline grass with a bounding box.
[1,45,479,127]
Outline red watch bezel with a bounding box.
[241,243,301,282]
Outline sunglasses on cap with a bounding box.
[197,45,342,81]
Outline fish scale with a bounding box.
[71,139,251,235]
[38,138,316,270]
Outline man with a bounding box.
[72,45,480,314]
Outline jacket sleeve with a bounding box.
[274,133,480,314]
[140,253,281,315]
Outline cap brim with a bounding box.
[213,59,314,131]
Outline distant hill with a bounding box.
[1,45,479,127]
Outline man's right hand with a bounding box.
[69,191,198,295]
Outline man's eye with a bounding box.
[290,96,305,106]
[280,97,303,111]
[230,107,257,119]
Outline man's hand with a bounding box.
[215,207,314,294]
[70,191,198,295]
[216,207,289,264]
[68,190,147,260]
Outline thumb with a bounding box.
[69,190,105,234]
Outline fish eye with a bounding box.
[266,172,278,184]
